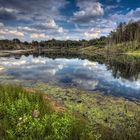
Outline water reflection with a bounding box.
[0,55,140,100]
[105,55,140,81]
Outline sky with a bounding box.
[0,0,140,41]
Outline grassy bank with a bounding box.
[0,84,86,140]
[35,83,140,140]
[1,83,140,140]
[126,50,140,57]
[105,41,140,55]
[0,49,35,57]
[79,41,140,57]
[79,46,105,56]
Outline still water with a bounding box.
[0,55,140,100]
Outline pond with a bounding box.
[0,54,140,100]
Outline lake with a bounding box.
[0,54,140,101]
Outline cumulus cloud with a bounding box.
[0,19,65,41]
[84,27,113,39]
[0,22,24,39]
[110,8,140,23]
[8,30,24,37]
[0,0,69,40]
[0,7,18,20]
[0,0,68,21]
[17,26,37,33]
[32,19,64,33]
[0,22,4,27]
[71,0,104,23]
[127,8,140,20]
[84,28,101,39]
[0,0,139,41]
[30,33,49,39]
[33,20,58,30]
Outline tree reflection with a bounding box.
[105,55,140,81]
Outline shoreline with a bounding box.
[0,49,35,57]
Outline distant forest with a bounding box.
[0,21,140,50]
[108,21,140,44]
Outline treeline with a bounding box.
[108,21,140,44]
[0,37,106,50]
[0,39,34,50]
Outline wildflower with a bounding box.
[19,117,22,121]
[32,110,40,118]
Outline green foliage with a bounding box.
[108,21,140,44]
[1,83,140,140]
[0,84,86,140]
[0,36,107,51]
[36,82,140,140]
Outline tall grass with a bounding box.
[0,84,85,140]
[1,84,140,140]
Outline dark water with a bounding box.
[0,54,140,100]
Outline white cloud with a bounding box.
[84,28,101,39]
[0,7,18,13]
[0,19,66,41]
[57,27,64,33]
[0,0,139,41]
[111,8,140,23]
[83,26,113,40]
[9,30,24,37]
[0,22,4,27]
[30,33,49,39]
[17,26,37,33]
[31,19,65,34]
[46,19,57,28]
[71,1,104,23]
[105,5,119,11]
[127,8,140,20]
[0,0,68,21]
[0,23,24,39]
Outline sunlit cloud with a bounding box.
[30,33,49,39]
[0,0,140,40]
[71,1,104,23]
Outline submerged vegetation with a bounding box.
[35,83,140,140]
[1,83,140,140]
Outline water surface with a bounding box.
[0,55,140,100]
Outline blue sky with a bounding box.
[0,0,140,41]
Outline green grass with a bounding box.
[1,83,140,140]
[80,46,104,56]
[105,41,140,55]
[35,82,140,140]
[0,84,86,140]
[127,50,140,57]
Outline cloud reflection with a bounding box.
[0,55,140,99]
